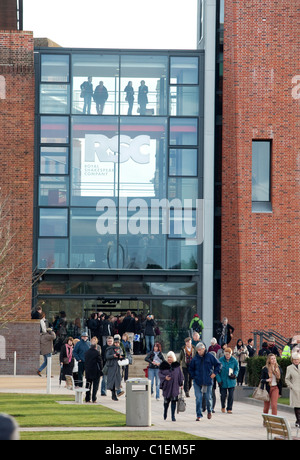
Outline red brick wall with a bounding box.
[0,321,40,375]
[221,1,300,344]
[0,30,37,374]
[0,30,35,323]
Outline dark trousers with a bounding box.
[85,377,100,402]
[182,367,192,395]
[77,361,85,387]
[237,366,246,385]
[220,387,235,411]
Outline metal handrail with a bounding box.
[252,329,289,351]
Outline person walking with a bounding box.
[158,351,184,422]
[84,343,103,403]
[189,314,204,339]
[37,328,56,377]
[233,339,249,385]
[179,337,196,397]
[105,336,125,401]
[282,339,293,359]
[216,317,234,346]
[216,347,239,413]
[189,342,221,421]
[247,338,256,358]
[73,332,90,387]
[143,314,157,353]
[261,353,283,416]
[121,333,132,382]
[145,342,165,400]
[285,352,300,428]
[59,336,74,385]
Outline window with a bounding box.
[41,55,70,83]
[170,57,199,85]
[40,147,69,175]
[169,148,198,176]
[40,84,70,114]
[39,208,68,237]
[169,118,198,146]
[40,116,69,144]
[252,140,272,212]
[121,55,168,116]
[72,54,119,115]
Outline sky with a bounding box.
[23,0,198,50]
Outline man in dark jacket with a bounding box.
[73,332,90,387]
[84,344,103,403]
[189,343,221,421]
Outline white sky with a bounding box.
[23,0,198,50]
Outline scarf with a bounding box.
[66,344,73,363]
[185,345,193,365]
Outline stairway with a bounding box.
[127,355,148,378]
[48,353,148,379]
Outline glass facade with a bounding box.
[34,49,204,351]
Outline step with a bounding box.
[46,353,148,378]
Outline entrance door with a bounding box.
[83,298,149,322]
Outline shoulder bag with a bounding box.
[252,382,270,402]
[177,388,186,413]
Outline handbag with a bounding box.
[252,382,270,402]
[118,358,129,367]
[102,363,108,375]
[177,388,186,413]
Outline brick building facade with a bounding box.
[221,0,300,342]
[0,23,39,373]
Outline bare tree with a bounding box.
[0,195,46,329]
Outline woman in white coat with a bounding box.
[285,352,300,428]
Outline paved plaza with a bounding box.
[0,374,298,441]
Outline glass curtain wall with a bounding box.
[37,51,202,271]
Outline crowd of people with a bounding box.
[32,306,300,427]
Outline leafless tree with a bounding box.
[0,195,46,329]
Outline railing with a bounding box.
[252,329,289,352]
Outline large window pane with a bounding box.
[167,240,198,269]
[39,176,69,206]
[71,116,119,205]
[72,54,119,115]
[38,238,68,268]
[170,86,199,116]
[120,55,168,116]
[170,57,199,84]
[70,208,117,269]
[168,178,199,201]
[41,116,69,144]
[41,54,70,83]
[40,147,69,175]
[169,118,198,146]
[119,117,167,198]
[39,208,68,237]
[169,148,198,176]
[252,141,271,202]
[40,84,70,114]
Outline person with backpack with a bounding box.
[189,314,204,338]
